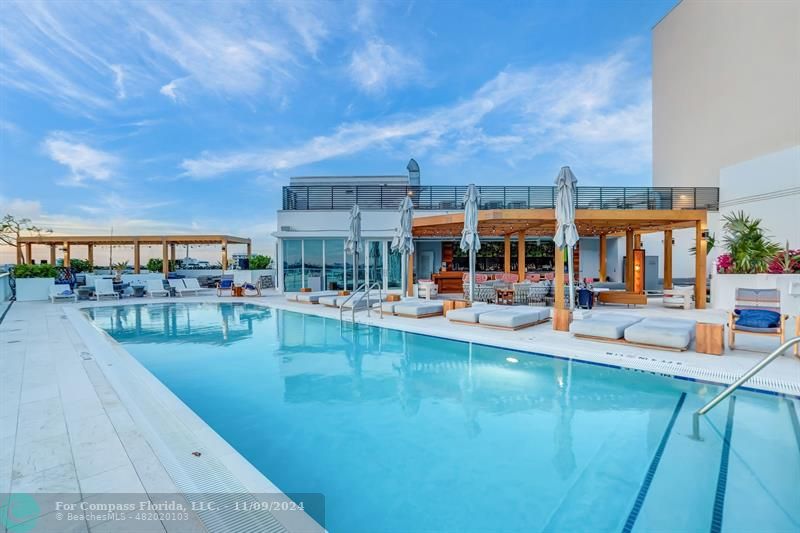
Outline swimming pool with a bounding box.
[86,302,800,532]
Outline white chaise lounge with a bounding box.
[296,291,339,304]
[182,278,203,295]
[446,304,506,324]
[477,307,550,330]
[392,300,444,318]
[569,313,642,340]
[94,279,119,300]
[49,284,77,303]
[146,279,170,297]
[168,279,200,296]
[624,317,696,351]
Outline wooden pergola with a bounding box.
[410,209,709,309]
[16,234,251,277]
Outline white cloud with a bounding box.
[348,38,423,94]
[159,79,182,102]
[42,132,119,185]
[0,196,42,219]
[110,64,126,99]
[182,46,650,178]
[274,0,329,58]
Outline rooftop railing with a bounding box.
[282,185,719,211]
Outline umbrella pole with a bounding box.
[566,247,574,310]
[401,252,407,298]
[469,251,475,302]
[353,252,358,290]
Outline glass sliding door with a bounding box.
[324,239,345,290]
[367,241,383,288]
[303,240,323,291]
[388,247,402,289]
[283,239,302,291]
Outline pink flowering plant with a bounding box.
[716,253,733,274]
[767,242,800,273]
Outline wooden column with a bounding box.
[554,245,565,309]
[634,233,642,249]
[504,234,511,273]
[25,243,32,264]
[517,230,525,281]
[63,242,71,268]
[221,239,228,271]
[625,229,634,291]
[162,240,169,278]
[407,253,414,297]
[246,242,252,257]
[134,241,141,274]
[663,229,673,290]
[87,244,93,267]
[169,243,176,267]
[695,220,707,309]
[49,245,56,266]
[599,235,607,282]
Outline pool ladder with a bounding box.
[692,335,800,439]
[339,281,384,323]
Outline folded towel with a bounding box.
[736,309,780,328]
[60,290,73,295]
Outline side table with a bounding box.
[696,322,724,355]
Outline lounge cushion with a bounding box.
[394,301,443,316]
[296,291,338,303]
[624,318,696,349]
[320,293,363,306]
[382,298,423,314]
[446,304,505,323]
[733,324,781,334]
[479,307,549,328]
[569,313,643,339]
[735,309,781,329]
[285,293,300,301]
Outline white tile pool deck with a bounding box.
[1,293,798,532]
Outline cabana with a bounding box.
[410,208,711,316]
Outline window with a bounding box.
[303,240,323,291]
[283,240,302,291]
[324,239,345,290]
[367,241,383,288]
[388,247,402,289]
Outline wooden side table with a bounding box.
[386,294,401,302]
[696,322,724,355]
[300,287,312,293]
[338,290,350,296]
[442,299,471,314]
[232,286,244,297]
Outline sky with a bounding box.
[0,0,676,264]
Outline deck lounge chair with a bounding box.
[393,300,444,318]
[728,288,789,350]
[146,279,169,298]
[624,317,697,351]
[168,279,198,297]
[242,281,262,297]
[181,278,203,295]
[296,290,338,303]
[477,307,550,330]
[569,313,643,340]
[94,279,119,300]
[49,284,77,303]
[446,304,505,324]
[217,275,234,297]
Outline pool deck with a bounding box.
[1,293,798,532]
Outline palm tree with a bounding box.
[721,211,780,273]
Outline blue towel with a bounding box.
[60,289,73,296]
[736,309,780,329]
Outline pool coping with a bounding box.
[64,303,326,533]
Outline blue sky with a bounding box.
[0,0,676,260]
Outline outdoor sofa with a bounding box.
[570,313,696,351]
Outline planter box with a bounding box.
[711,273,800,314]
[16,278,55,302]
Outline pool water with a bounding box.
[86,303,800,533]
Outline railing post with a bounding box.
[693,188,697,210]
[623,188,627,209]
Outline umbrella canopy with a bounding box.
[345,204,362,288]
[553,166,580,310]
[460,184,481,301]
[391,196,415,297]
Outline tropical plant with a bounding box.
[69,259,93,273]
[689,233,715,256]
[767,241,800,274]
[146,258,163,272]
[113,261,129,276]
[720,211,781,273]
[249,254,272,269]
[0,214,52,263]
[13,264,58,278]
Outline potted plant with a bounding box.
[13,264,59,301]
[767,242,800,274]
[113,261,129,282]
[719,211,780,273]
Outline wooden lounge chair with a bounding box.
[728,288,789,350]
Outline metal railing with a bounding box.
[692,336,800,439]
[282,185,719,211]
[338,281,384,323]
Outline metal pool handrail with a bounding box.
[339,283,366,322]
[692,336,800,439]
[338,281,384,322]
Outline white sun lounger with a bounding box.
[624,317,697,351]
[285,292,300,301]
[296,290,339,304]
[381,298,425,314]
[182,278,203,295]
[446,304,506,324]
[94,279,119,300]
[477,307,550,330]
[569,313,643,340]
[146,279,169,297]
[392,300,444,318]
[319,293,364,307]
[49,284,77,303]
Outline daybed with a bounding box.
[446,304,506,324]
[569,313,643,340]
[296,290,338,304]
[392,300,444,318]
[624,317,697,351]
[477,306,551,330]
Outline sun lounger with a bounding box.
[217,275,235,296]
[446,304,505,324]
[49,284,77,303]
[168,279,193,296]
[285,292,300,301]
[477,307,550,330]
[569,313,643,339]
[146,279,169,298]
[381,298,422,314]
[181,278,203,295]
[319,293,373,307]
[296,290,338,303]
[94,279,119,300]
[624,317,696,351]
[393,300,444,318]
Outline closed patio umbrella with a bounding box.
[345,204,362,290]
[553,166,580,310]
[460,184,481,302]
[391,195,415,297]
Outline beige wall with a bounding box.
[652,0,800,187]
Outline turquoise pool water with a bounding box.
[86,303,800,533]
